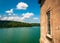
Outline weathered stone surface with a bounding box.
[40,0,60,43]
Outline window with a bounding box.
[47,10,50,34]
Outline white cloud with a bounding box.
[5,9,13,15]
[0,16,24,22]
[1,17,8,20]
[16,2,28,10]
[33,18,39,20]
[22,12,34,18]
[0,12,35,22]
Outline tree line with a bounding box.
[0,20,40,28]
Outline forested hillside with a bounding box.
[0,20,40,28]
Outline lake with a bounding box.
[0,27,40,43]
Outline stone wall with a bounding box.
[40,0,60,43]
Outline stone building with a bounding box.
[39,0,60,43]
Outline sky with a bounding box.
[0,0,40,23]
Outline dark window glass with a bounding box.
[47,10,50,34]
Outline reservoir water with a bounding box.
[0,27,40,43]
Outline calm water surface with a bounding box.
[0,27,40,43]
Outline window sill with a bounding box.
[46,34,52,41]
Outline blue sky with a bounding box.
[0,0,40,23]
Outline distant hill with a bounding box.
[0,20,40,28]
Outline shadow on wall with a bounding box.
[39,0,46,7]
